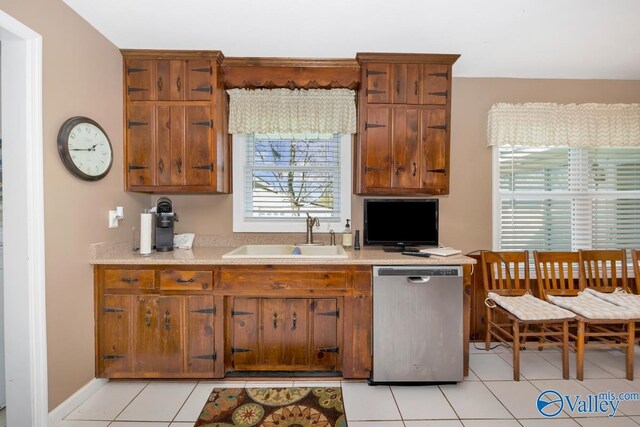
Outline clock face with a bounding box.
[58,117,113,181]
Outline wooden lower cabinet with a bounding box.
[230,297,340,372]
[95,264,372,379]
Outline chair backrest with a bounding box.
[578,249,628,292]
[632,249,640,294]
[480,251,530,296]
[533,251,580,300]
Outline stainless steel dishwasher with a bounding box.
[371,265,463,384]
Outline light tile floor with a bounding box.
[56,344,640,426]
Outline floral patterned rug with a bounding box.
[194,387,347,427]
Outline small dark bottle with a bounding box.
[354,230,361,250]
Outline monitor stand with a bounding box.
[382,245,419,253]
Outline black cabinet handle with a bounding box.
[273,312,278,329]
[176,278,195,284]
[292,312,297,331]
[145,307,151,328]
[157,76,163,92]
[121,277,140,284]
[164,310,170,331]
[412,162,417,177]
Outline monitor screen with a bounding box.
[363,199,438,249]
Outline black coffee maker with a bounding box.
[155,197,178,252]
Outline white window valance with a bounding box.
[488,103,640,147]
[227,88,357,134]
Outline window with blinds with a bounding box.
[496,146,640,252]
[244,133,342,220]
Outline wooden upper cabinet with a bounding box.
[126,59,155,101]
[421,108,449,193]
[365,63,391,104]
[421,64,449,105]
[363,107,391,189]
[356,52,459,195]
[186,60,214,101]
[122,50,228,193]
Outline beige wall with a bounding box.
[171,78,640,252]
[0,0,148,409]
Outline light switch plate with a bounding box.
[108,210,119,228]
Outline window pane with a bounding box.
[592,198,640,249]
[499,147,570,192]
[500,199,573,251]
[245,133,341,220]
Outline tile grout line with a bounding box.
[168,381,199,425]
[479,376,525,422]
[436,384,463,423]
[109,381,151,423]
[388,386,406,425]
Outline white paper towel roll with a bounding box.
[140,213,153,255]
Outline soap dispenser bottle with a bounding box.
[342,219,353,248]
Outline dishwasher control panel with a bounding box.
[376,266,462,277]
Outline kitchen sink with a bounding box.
[222,244,348,259]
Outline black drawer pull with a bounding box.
[121,277,140,284]
[176,278,195,284]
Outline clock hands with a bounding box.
[70,144,99,152]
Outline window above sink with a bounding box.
[232,133,352,233]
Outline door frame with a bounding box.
[0,10,48,426]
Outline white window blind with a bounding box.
[497,146,640,252]
[244,133,342,221]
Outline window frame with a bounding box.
[232,133,352,233]
[492,145,640,252]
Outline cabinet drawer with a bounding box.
[220,270,348,293]
[104,269,155,290]
[160,270,213,291]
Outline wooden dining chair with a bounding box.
[632,249,640,294]
[536,249,636,380]
[579,249,629,293]
[482,250,573,380]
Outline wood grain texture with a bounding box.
[123,52,229,193]
[222,57,360,89]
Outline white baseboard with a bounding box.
[48,378,108,427]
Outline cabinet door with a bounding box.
[231,298,259,369]
[311,299,339,370]
[421,64,449,105]
[127,106,154,186]
[134,296,183,374]
[282,299,308,367]
[391,64,420,105]
[420,108,448,192]
[187,60,213,101]
[156,60,185,100]
[186,106,214,186]
[156,106,185,186]
[126,59,154,101]
[365,63,391,104]
[363,107,391,190]
[261,299,308,368]
[186,295,216,374]
[99,295,133,376]
[391,108,420,189]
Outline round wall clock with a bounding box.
[57,116,113,181]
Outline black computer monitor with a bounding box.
[363,199,439,252]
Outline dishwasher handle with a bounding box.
[406,276,431,284]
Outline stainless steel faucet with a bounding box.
[305,213,320,245]
[329,230,336,246]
